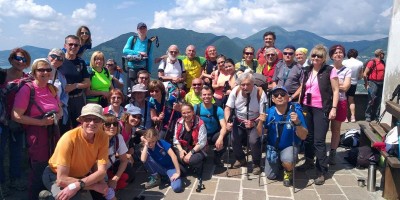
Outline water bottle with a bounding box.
[367,163,377,192]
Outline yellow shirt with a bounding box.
[48,126,109,178]
[178,56,206,89]
[184,89,215,106]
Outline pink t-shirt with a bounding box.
[14,82,60,118]
[302,68,338,108]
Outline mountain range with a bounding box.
[0,26,388,76]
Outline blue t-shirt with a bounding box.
[194,103,224,136]
[148,139,174,169]
[148,96,180,126]
[263,103,307,150]
[122,36,153,71]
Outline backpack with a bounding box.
[384,126,399,157]
[345,146,380,169]
[130,35,159,68]
[195,103,221,131]
[239,60,258,72]
[339,129,360,149]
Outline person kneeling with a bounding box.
[257,87,308,187]
[140,128,183,193]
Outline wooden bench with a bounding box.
[358,101,400,200]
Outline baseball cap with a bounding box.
[126,105,142,116]
[131,84,148,93]
[137,22,147,29]
[77,103,105,121]
[271,86,288,94]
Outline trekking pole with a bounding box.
[226,108,235,177]
[246,92,251,180]
[259,102,268,186]
[289,104,296,193]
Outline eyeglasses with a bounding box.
[49,54,63,61]
[149,90,160,93]
[192,83,202,87]
[217,61,225,65]
[244,52,254,56]
[283,52,294,56]
[266,54,275,57]
[111,96,122,100]
[131,115,141,119]
[36,68,53,73]
[104,121,118,128]
[67,43,80,47]
[169,51,178,54]
[81,31,90,35]
[14,56,27,63]
[311,54,323,59]
[272,90,288,97]
[139,76,149,80]
[82,116,103,123]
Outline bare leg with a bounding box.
[348,96,356,120]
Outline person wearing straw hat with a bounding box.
[41,103,110,200]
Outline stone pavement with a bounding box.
[3,122,386,200]
[116,122,385,200]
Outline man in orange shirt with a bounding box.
[41,104,109,199]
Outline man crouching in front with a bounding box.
[41,103,109,200]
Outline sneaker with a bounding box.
[38,190,52,200]
[328,149,336,165]
[350,116,356,122]
[297,158,315,171]
[9,179,26,191]
[144,174,161,189]
[344,118,349,123]
[252,165,261,175]
[0,184,11,197]
[232,159,246,169]
[314,174,325,185]
[283,170,293,187]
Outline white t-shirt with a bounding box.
[158,58,185,88]
[107,134,128,169]
[342,58,363,85]
[335,66,352,101]
[226,85,267,120]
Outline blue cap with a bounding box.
[271,86,288,93]
[126,105,142,116]
[137,22,147,29]
[284,45,296,52]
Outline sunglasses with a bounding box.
[192,83,202,87]
[14,56,27,63]
[81,31,90,35]
[68,43,80,47]
[311,54,323,59]
[266,54,275,57]
[283,52,294,56]
[104,121,118,128]
[82,116,103,123]
[272,90,288,97]
[36,68,53,73]
[149,90,160,93]
[49,54,63,61]
[244,52,254,56]
[131,115,141,119]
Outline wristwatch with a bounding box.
[78,179,85,190]
[190,149,196,154]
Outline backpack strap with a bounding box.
[25,82,46,116]
[212,104,221,130]
[130,36,138,50]
[252,60,257,72]
[195,103,201,116]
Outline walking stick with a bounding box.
[259,102,268,186]
[226,108,235,177]
[246,92,251,180]
[289,104,296,193]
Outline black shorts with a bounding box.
[346,84,357,97]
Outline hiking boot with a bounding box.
[38,190,52,200]
[9,179,26,191]
[232,159,246,169]
[0,184,11,197]
[314,174,325,185]
[328,149,336,165]
[297,158,315,171]
[144,174,161,189]
[283,170,293,187]
[252,165,261,175]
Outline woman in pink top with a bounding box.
[298,44,339,185]
[212,55,235,107]
[12,58,62,199]
[328,45,351,165]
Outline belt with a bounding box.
[69,92,83,98]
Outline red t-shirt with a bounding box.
[257,47,283,66]
[366,58,385,81]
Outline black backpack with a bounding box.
[339,129,360,149]
[345,146,380,169]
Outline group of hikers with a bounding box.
[0,22,386,200]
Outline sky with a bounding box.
[0,0,394,51]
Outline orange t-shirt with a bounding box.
[48,126,109,178]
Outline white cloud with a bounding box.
[72,3,97,24]
[0,0,58,19]
[114,1,137,10]
[152,0,392,40]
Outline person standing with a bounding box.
[363,49,385,122]
[256,31,283,66]
[342,49,363,122]
[178,45,206,91]
[59,35,90,133]
[105,59,125,91]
